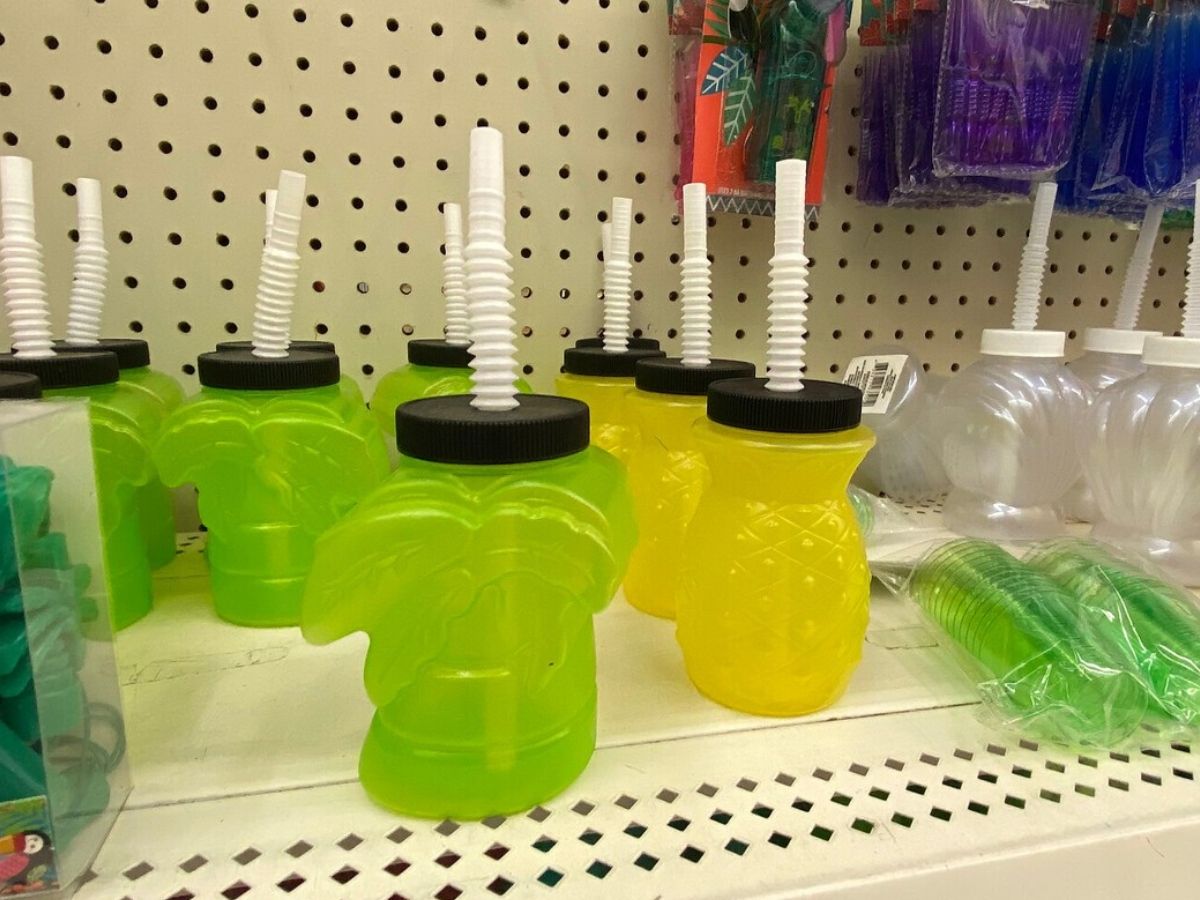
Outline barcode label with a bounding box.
[842,354,907,415]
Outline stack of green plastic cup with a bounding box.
[1026,539,1200,727]
[910,539,1147,743]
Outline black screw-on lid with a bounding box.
[707,378,863,434]
[635,357,757,396]
[0,372,42,399]
[407,338,473,368]
[55,338,150,369]
[198,348,341,391]
[575,336,661,350]
[0,351,120,389]
[216,339,337,354]
[396,393,589,464]
[562,346,666,378]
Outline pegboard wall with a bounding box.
[0,0,1191,393]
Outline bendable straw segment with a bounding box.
[765,159,808,392]
[465,127,520,412]
[0,156,54,358]
[1112,203,1164,332]
[1012,182,1057,332]
[1183,183,1200,338]
[602,197,633,353]
[65,177,108,346]
[251,170,306,359]
[680,183,712,367]
[442,202,470,347]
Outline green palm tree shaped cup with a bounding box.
[59,339,185,570]
[154,349,389,627]
[303,394,635,819]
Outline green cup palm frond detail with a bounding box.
[152,396,258,522]
[252,417,390,532]
[154,391,388,528]
[87,399,155,528]
[303,447,636,711]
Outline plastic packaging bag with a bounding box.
[1025,539,1200,730]
[1143,0,1200,203]
[849,486,944,557]
[671,0,707,201]
[1090,3,1158,202]
[688,0,848,213]
[856,34,897,204]
[933,0,1099,179]
[875,538,1149,744]
[893,2,1030,205]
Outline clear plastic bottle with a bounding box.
[59,338,184,569]
[0,352,156,630]
[1061,328,1156,521]
[1083,336,1200,584]
[555,346,665,466]
[677,378,875,716]
[623,357,754,618]
[846,347,950,502]
[939,330,1088,540]
[154,349,389,626]
[302,395,635,818]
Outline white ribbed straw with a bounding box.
[465,127,519,411]
[251,170,306,358]
[765,159,808,392]
[64,177,108,346]
[262,189,277,247]
[603,197,633,353]
[680,182,711,367]
[1184,182,1200,338]
[1012,182,1057,332]
[1112,203,1164,331]
[0,157,54,358]
[597,221,611,307]
[442,202,470,346]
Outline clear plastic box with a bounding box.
[0,400,130,895]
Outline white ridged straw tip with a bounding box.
[0,157,33,205]
[470,127,505,195]
[75,177,102,214]
[274,171,305,218]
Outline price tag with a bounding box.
[842,354,907,415]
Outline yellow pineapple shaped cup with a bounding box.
[624,183,755,618]
[676,160,875,715]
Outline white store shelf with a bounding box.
[73,532,1200,899]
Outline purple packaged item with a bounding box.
[895,4,1029,205]
[858,47,897,205]
[933,0,1099,179]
